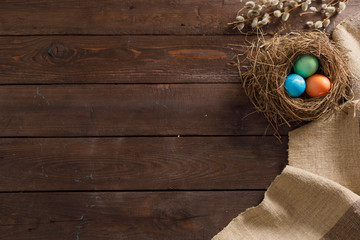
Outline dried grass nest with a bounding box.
[236,31,353,135]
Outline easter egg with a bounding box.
[284,74,306,97]
[294,55,319,78]
[306,74,331,97]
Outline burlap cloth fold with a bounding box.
[213,17,360,240]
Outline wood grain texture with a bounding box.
[0,84,293,137]
[0,0,237,35]
[0,137,287,191]
[0,191,264,240]
[0,36,240,84]
[0,0,358,35]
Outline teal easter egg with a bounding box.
[284,74,306,97]
[294,55,319,78]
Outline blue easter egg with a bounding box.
[284,74,306,97]
[294,55,319,78]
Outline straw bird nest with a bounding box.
[236,31,353,135]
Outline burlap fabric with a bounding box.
[212,17,360,240]
[333,14,360,99]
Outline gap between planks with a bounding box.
[0,82,240,86]
[0,189,267,194]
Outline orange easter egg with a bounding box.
[306,74,331,98]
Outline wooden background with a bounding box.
[0,1,358,239]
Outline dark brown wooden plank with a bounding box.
[0,0,238,35]
[0,191,264,240]
[0,36,239,84]
[0,84,292,136]
[0,0,358,35]
[0,136,287,191]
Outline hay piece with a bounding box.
[237,31,353,136]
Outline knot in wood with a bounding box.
[47,42,75,62]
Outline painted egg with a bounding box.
[306,74,331,97]
[294,55,319,78]
[284,74,306,97]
